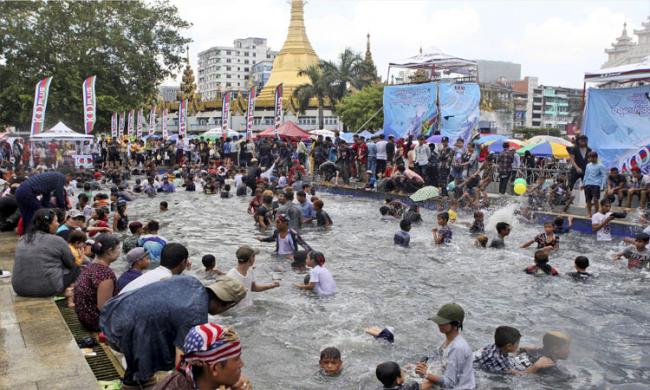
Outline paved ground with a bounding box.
[0,232,98,390]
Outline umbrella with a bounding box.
[526,135,572,147]
[309,129,336,139]
[474,134,507,145]
[486,139,524,153]
[517,141,569,159]
[409,186,441,202]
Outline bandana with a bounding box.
[179,323,241,389]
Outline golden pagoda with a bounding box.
[256,0,320,106]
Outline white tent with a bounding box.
[584,56,650,83]
[31,121,93,141]
[199,127,242,139]
[309,129,336,139]
[389,47,478,78]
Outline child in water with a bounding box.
[159,201,168,212]
[201,254,225,280]
[567,256,592,281]
[524,250,559,276]
[319,347,343,376]
[469,210,485,234]
[613,232,650,269]
[515,332,571,376]
[475,234,488,248]
[376,361,433,390]
[520,222,559,252]
[394,219,411,248]
[295,251,336,296]
[431,212,452,244]
[489,222,511,249]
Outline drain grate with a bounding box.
[55,299,124,382]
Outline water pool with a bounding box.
[116,189,650,390]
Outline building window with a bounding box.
[253,53,256,57]
[226,51,231,55]
[244,67,249,72]
[226,74,231,78]
[244,52,249,57]
[226,66,231,71]
[244,75,249,80]
[226,82,231,87]
[244,60,249,64]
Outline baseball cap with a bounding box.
[206,276,247,303]
[429,303,465,325]
[441,136,449,142]
[69,209,85,220]
[126,247,148,266]
[236,245,260,260]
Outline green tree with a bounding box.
[320,48,365,100]
[408,69,430,83]
[335,84,384,132]
[0,0,190,132]
[293,65,334,129]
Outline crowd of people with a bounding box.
[1,130,649,390]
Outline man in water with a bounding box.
[256,213,311,258]
[15,171,69,230]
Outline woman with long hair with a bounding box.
[11,208,79,300]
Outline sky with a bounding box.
[169,0,650,88]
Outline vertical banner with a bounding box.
[162,109,169,138]
[148,105,156,136]
[221,91,231,141]
[30,76,53,136]
[111,112,118,138]
[178,99,187,137]
[127,110,135,136]
[136,108,143,139]
[82,75,97,134]
[118,112,125,137]
[274,83,283,138]
[246,86,256,141]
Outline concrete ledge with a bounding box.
[0,233,99,390]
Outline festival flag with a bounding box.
[118,112,125,137]
[178,99,187,137]
[136,108,143,139]
[30,76,53,136]
[111,112,118,138]
[274,83,283,138]
[127,110,135,136]
[82,76,97,134]
[245,86,256,141]
[221,91,231,141]
[162,109,169,138]
[148,105,157,136]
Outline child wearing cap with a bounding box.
[376,361,433,390]
[394,219,411,248]
[613,233,650,269]
[116,247,150,293]
[473,326,554,375]
[225,245,279,308]
[567,256,592,281]
[415,303,475,389]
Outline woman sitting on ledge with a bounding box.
[12,208,80,302]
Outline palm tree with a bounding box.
[293,64,334,129]
[320,48,364,101]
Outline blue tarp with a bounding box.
[383,82,439,139]
[584,86,650,172]
[438,83,480,143]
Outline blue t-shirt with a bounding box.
[394,230,410,247]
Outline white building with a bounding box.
[602,16,650,68]
[197,38,278,101]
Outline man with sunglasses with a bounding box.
[100,275,246,389]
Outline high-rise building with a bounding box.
[602,16,650,68]
[530,85,582,130]
[477,60,521,83]
[197,38,277,101]
[159,85,180,102]
[251,61,274,95]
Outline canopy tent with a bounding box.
[388,47,478,81]
[199,127,243,141]
[309,129,336,139]
[30,121,93,141]
[256,121,311,140]
[339,132,355,143]
[584,56,650,83]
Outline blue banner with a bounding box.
[584,86,650,172]
[383,82,439,139]
[438,83,480,143]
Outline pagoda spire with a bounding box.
[365,33,373,62]
[257,0,320,104]
[359,33,379,85]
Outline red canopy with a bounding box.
[256,121,311,140]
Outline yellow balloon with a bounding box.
[514,182,527,195]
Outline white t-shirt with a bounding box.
[226,267,254,307]
[119,266,172,294]
[592,212,612,241]
[375,140,388,160]
[234,174,244,188]
[277,232,295,256]
[309,265,336,296]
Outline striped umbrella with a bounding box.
[485,139,524,153]
[526,135,573,147]
[517,141,569,159]
[474,134,507,145]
